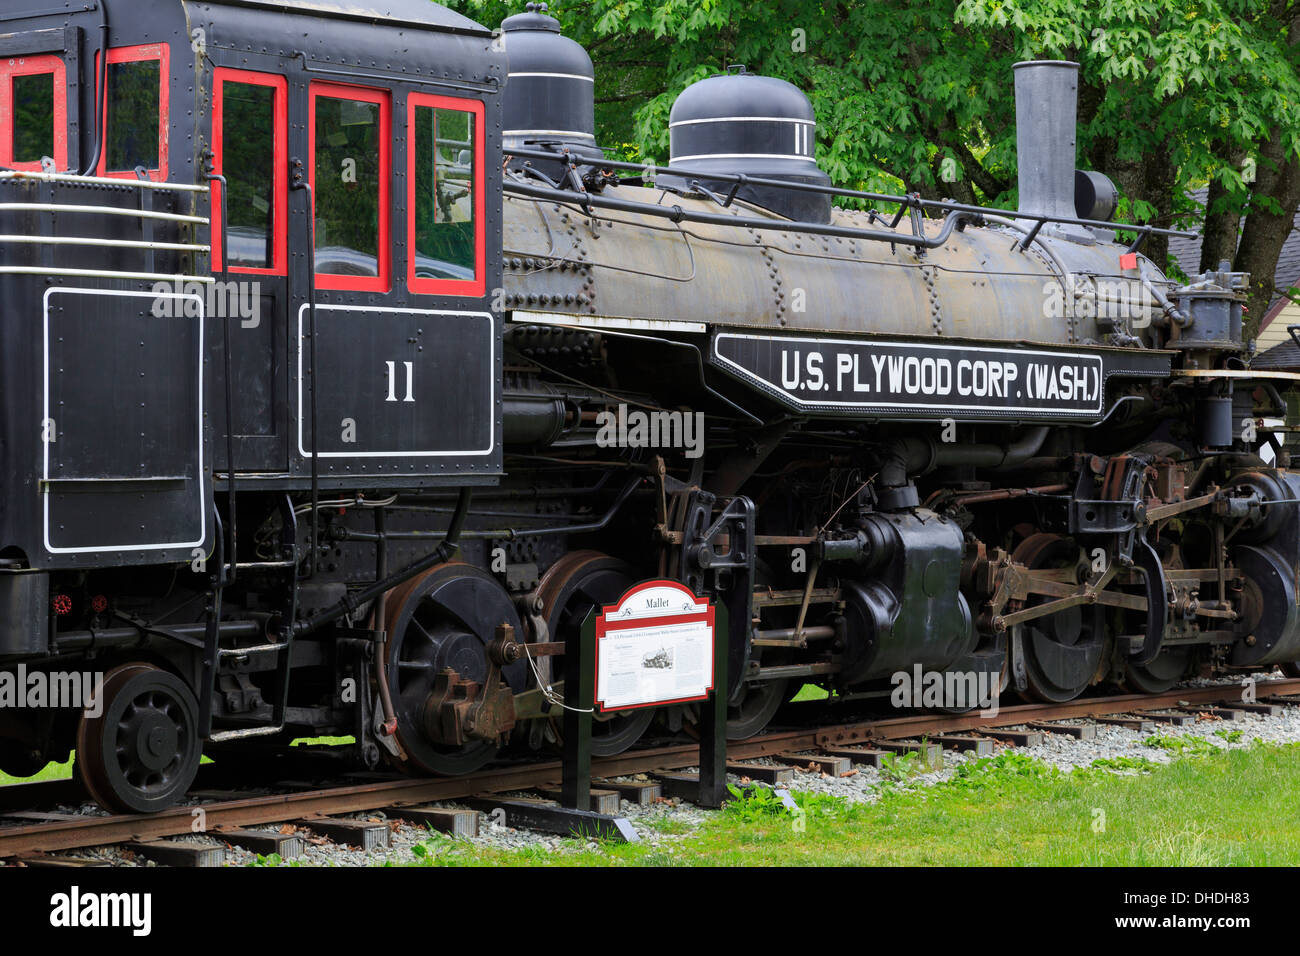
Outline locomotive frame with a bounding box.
[1,0,1298,815]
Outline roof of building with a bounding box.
[1254,338,1300,369]
[1167,187,1300,328]
[1167,187,1300,369]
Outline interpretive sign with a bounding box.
[595,580,715,711]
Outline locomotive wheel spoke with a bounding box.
[536,551,655,756]
[1013,534,1105,703]
[1124,649,1194,693]
[383,563,526,776]
[726,679,789,740]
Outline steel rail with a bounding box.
[1,677,1298,857]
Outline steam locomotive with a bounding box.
[0,0,1295,813]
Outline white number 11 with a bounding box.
[385,360,415,403]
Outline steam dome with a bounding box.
[661,70,832,223]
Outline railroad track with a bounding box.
[3,677,1297,865]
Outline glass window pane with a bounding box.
[313,95,379,276]
[221,82,275,269]
[13,72,54,164]
[106,59,160,171]
[413,106,476,281]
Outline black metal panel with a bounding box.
[294,305,496,466]
[710,331,1173,422]
[208,288,288,472]
[186,0,509,487]
[43,287,206,555]
[0,573,49,658]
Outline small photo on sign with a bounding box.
[642,647,673,670]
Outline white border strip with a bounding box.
[670,116,815,127]
[507,72,594,82]
[671,152,814,164]
[511,309,707,334]
[42,287,207,554]
[295,304,495,459]
[504,129,597,141]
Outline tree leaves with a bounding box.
[447,0,1299,287]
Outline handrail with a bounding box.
[0,266,215,283]
[504,144,1198,245]
[0,170,208,192]
[0,203,207,224]
[504,176,980,250]
[0,235,208,253]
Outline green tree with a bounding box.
[451,0,1300,334]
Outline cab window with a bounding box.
[310,83,390,292]
[213,69,287,273]
[98,43,169,181]
[0,55,67,171]
[408,93,485,296]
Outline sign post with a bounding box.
[561,579,728,810]
[697,602,729,808]
[560,605,595,811]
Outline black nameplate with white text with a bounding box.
[709,333,1166,421]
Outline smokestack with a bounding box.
[1013,60,1089,238]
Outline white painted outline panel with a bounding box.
[295,303,496,459]
[42,287,208,554]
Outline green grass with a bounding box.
[0,736,356,786]
[1089,754,1160,773]
[791,683,829,702]
[1143,733,1220,757]
[0,754,75,786]
[290,736,355,747]
[387,742,1300,866]
[0,751,222,787]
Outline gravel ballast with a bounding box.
[17,672,1300,866]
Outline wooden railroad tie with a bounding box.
[1027,721,1096,740]
[976,729,1043,747]
[292,817,390,851]
[461,795,639,844]
[592,779,663,804]
[383,805,479,838]
[772,753,854,776]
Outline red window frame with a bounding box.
[95,42,170,182]
[308,81,391,293]
[0,54,68,171]
[211,68,287,275]
[407,92,486,298]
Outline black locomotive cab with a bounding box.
[0,1,516,808]
[0,0,506,573]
